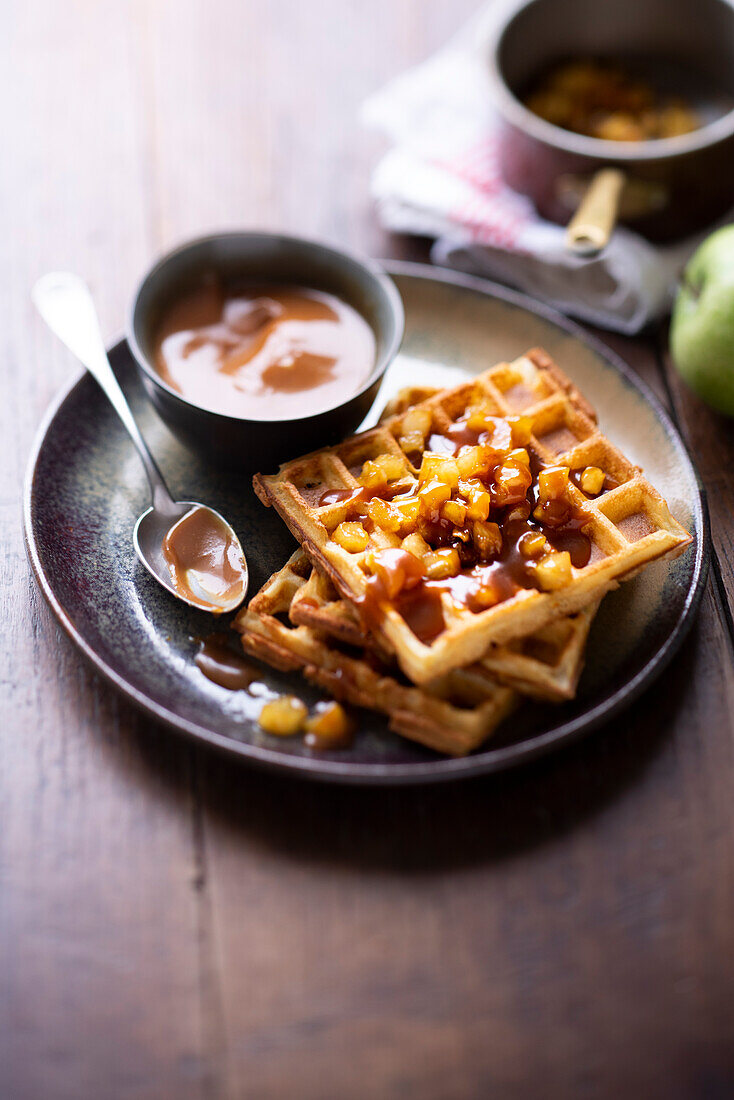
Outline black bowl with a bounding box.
[127,231,404,469]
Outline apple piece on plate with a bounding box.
[670,225,734,418]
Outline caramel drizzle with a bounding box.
[334,413,593,642]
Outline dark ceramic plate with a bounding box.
[24,263,708,784]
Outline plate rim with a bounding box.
[23,261,711,785]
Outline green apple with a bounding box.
[670,224,734,417]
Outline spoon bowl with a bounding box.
[134,502,248,613]
[32,272,249,615]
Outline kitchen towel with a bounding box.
[362,3,720,335]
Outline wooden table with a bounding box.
[3,2,733,1097]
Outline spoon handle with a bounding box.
[32,272,175,513]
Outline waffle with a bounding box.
[290,559,599,702]
[234,553,517,756]
[377,385,445,420]
[253,348,692,685]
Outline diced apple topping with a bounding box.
[424,547,461,580]
[519,530,548,559]
[333,521,369,552]
[471,584,499,610]
[401,406,431,436]
[391,496,421,528]
[460,479,491,521]
[304,701,354,743]
[401,531,431,558]
[579,465,605,495]
[367,497,402,533]
[538,465,570,503]
[456,445,495,479]
[418,452,459,487]
[418,479,452,515]
[506,503,531,523]
[397,409,432,456]
[495,462,532,505]
[473,519,502,559]
[360,452,405,489]
[399,430,425,456]
[327,406,591,609]
[508,415,533,445]
[258,696,308,736]
[402,406,432,436]
[534,550,573,590]
[441,499,467,526]
[465,402,496,431]
[367,496,420,534]
[508,447,530,468]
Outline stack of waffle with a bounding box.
[235,348,691,756]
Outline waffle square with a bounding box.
[253,348,692,685]
[289,559,599,702]
[234,553,517,756]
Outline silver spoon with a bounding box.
[32,272,248,613]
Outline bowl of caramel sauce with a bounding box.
[128,232,404,467]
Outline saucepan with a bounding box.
[487,0,734,253]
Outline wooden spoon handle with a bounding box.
[565,168,626,256]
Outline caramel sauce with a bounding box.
[153,279,375,420]
[426,564,519,612]
[162,506,247,613]
[426,432,460,455]
[543,517,593,568]
[422,504,588,613]
[357,549,426,637]
[317,483,403,509]
[195,633,260,689]
[395,586,445,644]
[318,487,363,506]
[428,414,513,457]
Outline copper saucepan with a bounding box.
[487,0,734,253]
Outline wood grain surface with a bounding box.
[2,2,733,1098]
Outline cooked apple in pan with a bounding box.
[523,59,700,142]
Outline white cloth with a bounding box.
[362,4,721,335]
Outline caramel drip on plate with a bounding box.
[194,633,260,689]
